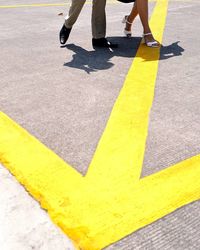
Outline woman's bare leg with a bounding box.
[135,0,151,33]
[125,2,138,32]
[126,0,158,44]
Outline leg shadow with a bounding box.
[63,38,184,73]
[63,37,141,73]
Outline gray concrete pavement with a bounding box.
[1,0,200,249]
[0,164,75,250]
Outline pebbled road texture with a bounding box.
[0,0,200,249]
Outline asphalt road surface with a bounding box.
[0,0,200,249]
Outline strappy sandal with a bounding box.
[122,15,132,37]
[142,32,160,48]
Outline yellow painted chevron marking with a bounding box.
[0,112,82,191]
[87,0,167,183]
[1,0,200,250]
[1,110,200,249]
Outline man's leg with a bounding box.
[65,0,86,29]
[92,0,106,39]
[59,0,86,45]
[92,0,118,48]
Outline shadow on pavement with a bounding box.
[63,37,184,73]
[160,41,184,60]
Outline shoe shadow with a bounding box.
[63,37,184,73]
[160,41,184,60]
[134,40,185,62]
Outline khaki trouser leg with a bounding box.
[65,0,86,28]
[92,0,107,39]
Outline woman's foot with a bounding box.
[142,32,160,48]
[122,15,132,37]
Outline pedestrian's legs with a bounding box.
[135,0,151,34]
[125,0,151,33]
[125,0,159,46]
[65,0,86,28]
[92,0,106,39]
[125,2,138,32]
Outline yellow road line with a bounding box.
[0,111,83,201]
[0,0,195,9]
[87,0,168,183]
[80,154,200,249]
[0,1,115,9]
[1,0,200,249]
[0,3,67,9]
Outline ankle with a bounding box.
[126,16,133,30]
[126,24,132,31]
[143,32,154,39]
[143,28,151,34]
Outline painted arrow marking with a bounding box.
[0,0,200,249]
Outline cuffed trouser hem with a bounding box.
[91,0,106,39]
[92,35,105,39]
[64,22,73,29]
[64,0,106,38]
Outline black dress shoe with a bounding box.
[59,24,72,45]
[92,38,118,48]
